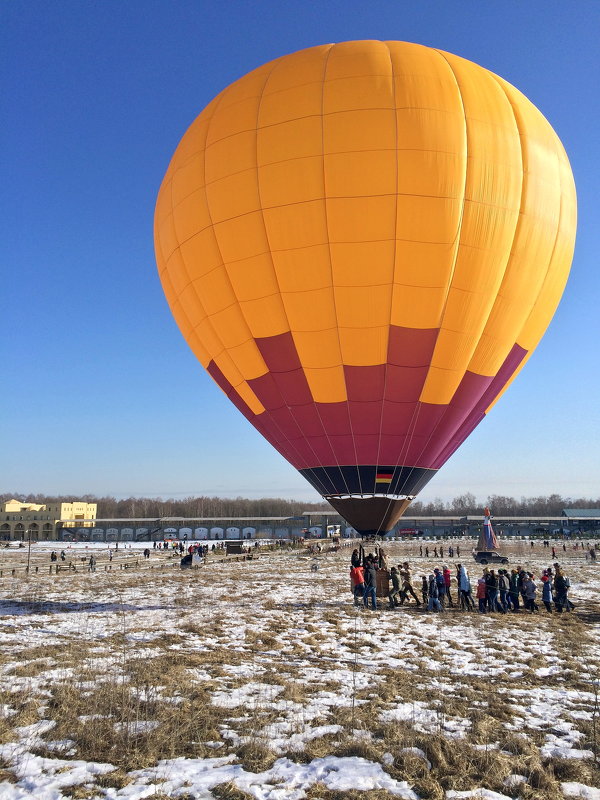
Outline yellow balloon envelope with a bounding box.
[154,41,576,534]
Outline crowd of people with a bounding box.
[349,547,575,614]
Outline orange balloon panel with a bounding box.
[155,40,576,526]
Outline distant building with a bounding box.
[0,499,97,541]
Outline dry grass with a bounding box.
[211,782,255,800]
[0,540,598,797]
[304,789,401,800]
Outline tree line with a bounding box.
[2,492,599,519]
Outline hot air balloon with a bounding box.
[154,41,576,537]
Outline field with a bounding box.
[0,539,598,800]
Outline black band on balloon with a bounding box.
[299,465,436,497]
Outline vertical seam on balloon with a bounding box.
[486,74,566,405]
[300,42,354,499]
[195,78,321,478]
[373,41,398,500]
[422,50,469,392]
[456,72,524,389]
[187,90,243,359]
[371,42,422,533]
[369,47,434,521]
[166,106,231,380]
[199,86,269,389]
[251,52,340,497]
[393,50,469,479]
[388,49,471,501]
[416,66,525,469]
[314,43,360,498]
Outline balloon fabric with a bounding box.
[154,40,576,535]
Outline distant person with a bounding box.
[60,550,66,561]
[427,574,442,612]
[476,578,487,613]
[509,569,520,611]
[554,567,573,612]
[517,567,528,607]
[485,569,504,613]
[88,555,96,573]
[50,551,57,562]
[541,575,553,613]
[442,566,453,607]
[434,568,446,606]
[523,573,538,612]
[421,575,428,605]
[457,564,474,610]
[498,569,510,611]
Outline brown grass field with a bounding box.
[0,538,598,799]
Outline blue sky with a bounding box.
[2,0,599,503]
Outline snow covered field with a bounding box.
[0,539,598,799]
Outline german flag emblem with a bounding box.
[375,472,393,484]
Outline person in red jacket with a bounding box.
[442,566,454,607]
[476,577,487,613]
[350,564,365,607]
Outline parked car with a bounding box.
[474,550,509,565]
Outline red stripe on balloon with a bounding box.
[205,335,528,474]
[429,343,528,468]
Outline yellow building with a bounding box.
[0,500,97,541]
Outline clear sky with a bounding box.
[2,0,599,503]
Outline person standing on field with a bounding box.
[399,562,421,605]
[363,561,377,611]
[350,563,365,607]
[523,573,538,612]
[427,574,442,612]
[442,565,454,607]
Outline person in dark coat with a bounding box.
[427,574,442,612]
[508,569,520,611]
[485,570,504,613]
[434,568,446,606]
[498,569,510,610]
[363,562,378,610]
[421,575,428,605]
[541,574,553,612]
[554,567,573,612]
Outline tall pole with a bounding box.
[26,528,32,573]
